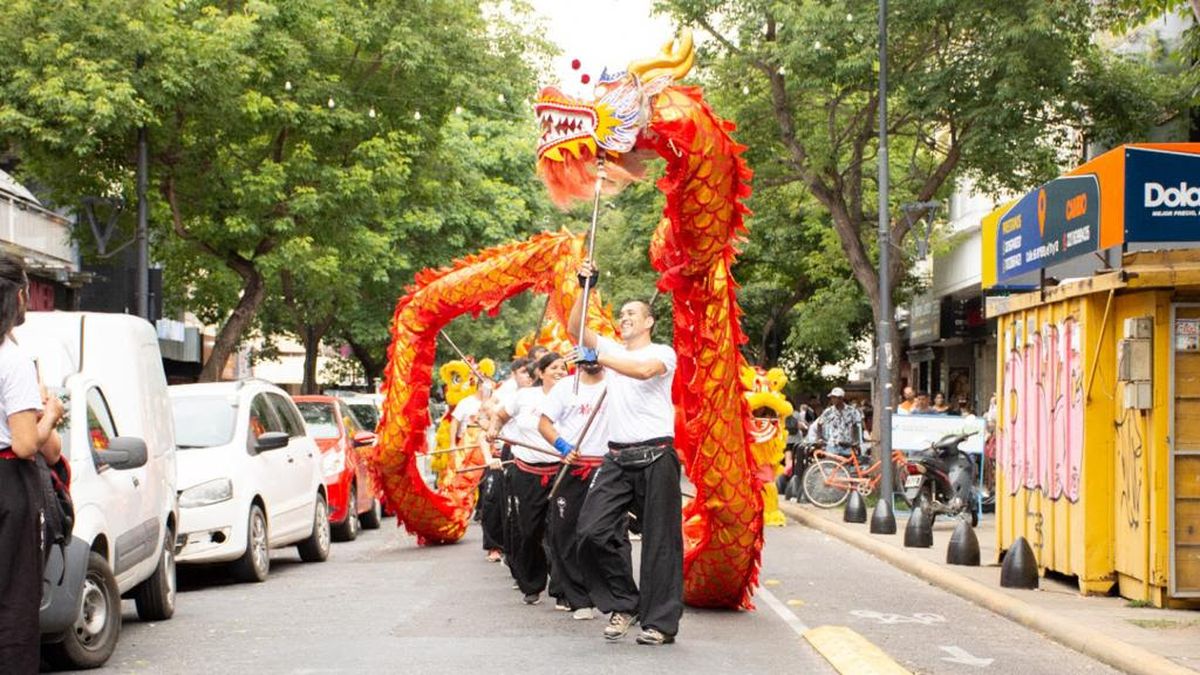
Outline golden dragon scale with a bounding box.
[370,230,614,545]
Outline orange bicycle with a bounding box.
[801,441,908,508]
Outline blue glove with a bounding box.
[553,437,575,457]
[576,346,598,363]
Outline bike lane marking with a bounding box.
[757,586,911,675]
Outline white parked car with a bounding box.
[25,312,178,670]
[170,380,331,582]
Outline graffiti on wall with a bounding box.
[1115,407,1144,530]
[1000,317,1084,502]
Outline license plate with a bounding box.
[904,475,922,489]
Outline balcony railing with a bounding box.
[0,196,76,264]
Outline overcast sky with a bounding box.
[528,0,677,97]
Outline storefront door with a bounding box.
[1170,305,1200,597]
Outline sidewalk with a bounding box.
[778,500,1200,675]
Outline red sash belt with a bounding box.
[570,456,604,482]
[515,459,560,487]
[0,448,17,460]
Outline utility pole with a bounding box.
[135,125,149,319]
[871,0,897,535]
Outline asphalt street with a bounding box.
[81,514,1117,674]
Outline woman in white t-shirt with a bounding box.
[486,352,567,606]
[0,255,65,672]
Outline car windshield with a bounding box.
[296,402,340,439]
[348,403,379,430]
[172,396,237,449]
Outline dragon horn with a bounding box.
[628,29,694,82]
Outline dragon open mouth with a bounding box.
[534,88,598,160]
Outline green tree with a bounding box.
[0,0,548,381]
[660,0,1183,406]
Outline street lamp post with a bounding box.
[134,125,149,320]
[871,0,897,535]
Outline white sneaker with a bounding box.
[573,607,595,620]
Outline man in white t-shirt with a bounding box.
[566,260,682,646]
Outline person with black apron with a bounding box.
[537,360,609,620]
[0,254,65,673]
[487,352,567,606]
[478,357,532,563]
[568,261,682,646]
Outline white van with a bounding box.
[20,312,179,670]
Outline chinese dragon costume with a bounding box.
[371,31,765,610]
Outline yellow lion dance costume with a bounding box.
[741,366,793,527]
[431,358,495,481]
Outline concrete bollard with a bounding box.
[946,517,980,566]
[903,507,933,548]
[1000,535,1040,589]
[844,490,868,523]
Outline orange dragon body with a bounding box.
[371,231,614,545]
[373,31,763,609]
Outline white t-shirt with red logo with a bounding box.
[595,336,676,444]
[539,377,609,457]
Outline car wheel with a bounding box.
[331,485,360,542]
[42,551,122,670]
[134,526,176,621]
[297,493,332,562]
[233,505,269,582]
[360,498,382,530]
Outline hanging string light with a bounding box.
[368,107,376,118]
[414,110,422,121]
[327,97,336,109]
[284,80,292,91]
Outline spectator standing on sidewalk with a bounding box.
[568,260,682,647]
[812,387,863,459]
[0,254,65,674]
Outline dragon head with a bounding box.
[438,358,495,407]
[534,31,695,208]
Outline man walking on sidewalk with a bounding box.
[567,260,682,646]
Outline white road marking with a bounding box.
[850,609,946,625]
[939,645,994,667]
[757,586,811,635]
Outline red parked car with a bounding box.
[293,395,382,541]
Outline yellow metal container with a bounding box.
[990,251,1200,607]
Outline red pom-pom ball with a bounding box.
[581,74,590,84]
[571,59,581,70]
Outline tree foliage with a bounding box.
[658,0,1186,403]
[0,0,552,384]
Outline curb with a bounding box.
[778,501,1197,675]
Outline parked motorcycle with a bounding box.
[902,431,980,526]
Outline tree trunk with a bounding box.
[298,314,335,394]
[199,264,266,382]
[345,335,380,390]
[301,325,321,394]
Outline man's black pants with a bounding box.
[508,462,555,596]
[577,444,683,636]
[479,466,506,552]
[547,465,595,611]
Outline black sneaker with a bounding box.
[635,628,675,645]
[603,612,637,640]
[522,593,541,605]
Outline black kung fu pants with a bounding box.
[576,441,683,636]
[479,465,506,552]
[508,462,555,596]
[546,463,598,611]
[0,457,44,674]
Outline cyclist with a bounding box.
[811,387,864,461]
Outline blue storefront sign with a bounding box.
[993,174,1101,284]
[1124,147,1200,242]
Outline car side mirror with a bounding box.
[352,431,376,448]
[255,431,289,452]
[98,437,148,470]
